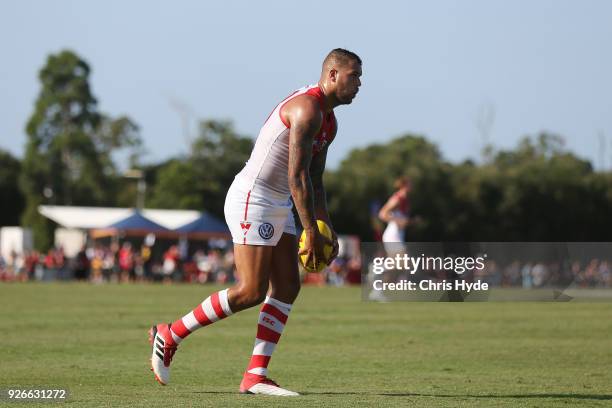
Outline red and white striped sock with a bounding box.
[169,288,233,344]
[246,296,292,377]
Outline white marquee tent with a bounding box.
[38,206,204,256]
[38,205,201,230]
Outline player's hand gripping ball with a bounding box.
[298,220,333,273]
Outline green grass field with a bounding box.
[1,283,611,407]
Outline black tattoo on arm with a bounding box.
[287,102,322,231]
[310,146,332,228]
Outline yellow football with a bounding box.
[298,220,333,273]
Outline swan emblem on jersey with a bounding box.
[240,221,251,236]
[258,222,274,240]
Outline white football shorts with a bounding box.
[224,178,296,246]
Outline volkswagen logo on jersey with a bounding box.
[258,222,274,240]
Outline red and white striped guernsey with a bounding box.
[235,84,337,196]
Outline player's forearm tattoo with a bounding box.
[310,150,331,226]
[288,121,318,231]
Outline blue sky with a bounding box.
[1,0,611,169]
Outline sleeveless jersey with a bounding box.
[235,84,336,197]
[382,191,410,243]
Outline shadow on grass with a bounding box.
[302,392,612,401]
[192,391,612,400]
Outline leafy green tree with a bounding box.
[0,150,25,226]
[146,159,202,209]
[21,50,141,250]
[491,133,605,240]
[326,134,450,239]
[325,132,612,241]
[148,120,254,217]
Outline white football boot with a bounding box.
[239,372,299,396]
[148,323,178,385]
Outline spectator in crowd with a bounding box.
[531,262,547,287]
[162,245,180,282]
[141,244,153,280]
[599,261,611,287]
[5,238,612,290]
[24,251,39,281]
[118,242,134,282]
[74,245,90,281]
[521,263,533,288]
[54,247,67,279]
[0,254,7,281]
[502,260,521,287]
[90,247,104,284]
[44,249,57,281]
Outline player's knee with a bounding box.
[232,284,268,309]
[247,289,268,307]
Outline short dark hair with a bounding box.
[324,48,362,67]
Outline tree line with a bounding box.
[1,50,611,250]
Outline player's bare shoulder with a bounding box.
[280,94,323,132]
